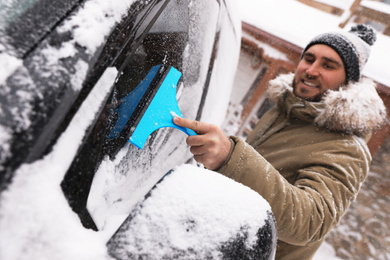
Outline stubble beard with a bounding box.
[292,76,324,102]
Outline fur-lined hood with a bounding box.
[267,73,387,136]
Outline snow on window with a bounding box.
[0,68,118,260]
[0,53,22,85]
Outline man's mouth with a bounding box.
[302,80,318,88]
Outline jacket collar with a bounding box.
[266,73,387,136]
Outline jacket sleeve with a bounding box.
[217,135,371,246]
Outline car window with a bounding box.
[0,0,81,58]
[0,0,39,27]
[0,0,167,191]
[61,0,222,232]
[91,0,222,232]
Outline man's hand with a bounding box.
[173,117,231,170]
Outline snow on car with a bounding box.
[0,0,276,259]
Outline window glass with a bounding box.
[87,0,221,233]
[0,0,80,58]
[112,0,190,100]
[0,0,40,28]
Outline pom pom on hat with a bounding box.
[349,24,376,46]
[302,24,377,84]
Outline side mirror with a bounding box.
[107,164,277,260]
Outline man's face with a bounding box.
[293,44,347,102]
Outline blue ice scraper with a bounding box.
[108,65,196,149]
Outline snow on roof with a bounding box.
[361,0,390,15]
[314,0,354,10]
[237,0,390,87]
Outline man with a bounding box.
[174,24,387,259]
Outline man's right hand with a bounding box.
[173,117,231,170]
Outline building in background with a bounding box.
[223,1,390,258]
[224,0,390,155]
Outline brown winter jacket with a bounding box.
[217,73,387,259]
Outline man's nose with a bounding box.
[306,63,320,78]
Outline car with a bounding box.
[0,0,276,258]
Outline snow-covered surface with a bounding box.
[199,0,242,126]
[314,0,353,10]
[237,0,390,87]
[57,0,133,54]
[108,164,274,259]
[362,0,390,14]
[243,30,289,61]
[0,0,386,259]
[314,241,342,260]
[0,67,118,260]
[0,0,136,168]
[0,1,138,258]
[0,53,22,84]
[313,0,354,10]
[0,0,134,86]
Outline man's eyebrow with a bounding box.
[323,57,343,67]
[304,51,343,67]
[303,52,315,58]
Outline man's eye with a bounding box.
[305,58,314,63]
[324,64,335,69]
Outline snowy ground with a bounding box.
[314,242,341,260]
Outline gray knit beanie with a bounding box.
[302,24,377,84]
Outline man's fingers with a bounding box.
[190,145,205,156]
[186,135,205,146]
[173,117,231,170]
[173,117,207,134]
